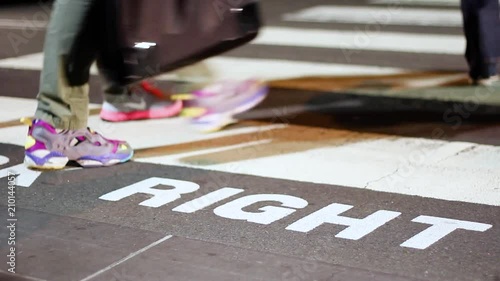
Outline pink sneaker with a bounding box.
[100,81,183,122]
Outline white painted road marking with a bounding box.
[0,5,463,31]
[213,194,309,225]
[400,216,492,249]
[172,187,245,213]
[0,162,42,188]
[253,27,465,55]
[0,96,99,123]
[1,29,466,69]
[79,235,173,281]
[0,19,47,30]
[283,6,463,27]
[286,203,401,240]
[0,52,406,81]
[180,57,405,80]
[370,0,459,7]
[1,97,499,206]
[0,156,9,166]
[99,177,200,208]
[0,7,495,209]
[97,179,494,250]
[0,97,37,122]
[135,138,500,207]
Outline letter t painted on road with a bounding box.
[401,216,492,250]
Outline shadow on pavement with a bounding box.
[235,71,500,146]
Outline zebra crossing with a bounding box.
[0,1,469,75]
[0,2,499,281]
[0,1,498,207]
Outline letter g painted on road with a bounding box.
[214,194,309,225]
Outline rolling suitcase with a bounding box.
[99,0,263,86]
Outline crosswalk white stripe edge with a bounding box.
[0,20,466,55]
[0,52,407,81]
[369,0,459,7]
[254,27,465,55]
[283,6,463,27]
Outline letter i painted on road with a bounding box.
[173,187,245,213]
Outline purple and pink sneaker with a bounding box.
[182,79,269,132]
[23,118,133,169]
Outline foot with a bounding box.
[182,79,269,132]
[472,75,500,86]
[100,81,183,122]
[23,118,133,169]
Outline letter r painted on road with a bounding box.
[214,194,309,225]
[99,177,200,208]
[401,216,492,250]
[0,158,42,188]
[0,155,9,166]
[286,203,401,240]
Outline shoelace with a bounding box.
[140,81,170,99]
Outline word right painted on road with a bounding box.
[99,177,493,250]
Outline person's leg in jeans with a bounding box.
[461,0,500,84]
[35,0,95,128]
[24,0,133,169]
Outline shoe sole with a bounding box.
[24,155,69,170]
[76,151,134,168]
[100,100,183,122]
[25,151,134,170]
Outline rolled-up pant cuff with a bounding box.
[34,81,90,130]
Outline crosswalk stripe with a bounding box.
[0,52,407,81]
[369,0,460,7]
[0,97,38,123]
[137,134,499,206]
[0,19,47,30]
[0,5,464,31]
[253,27,465,55]
[0,18,466,55]
[0,21,466,81]
[283,6,463,27]
[0,6,495,208]
[0,96,101,124]
[172,57,406,80]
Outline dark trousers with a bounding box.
[461,0,500,79]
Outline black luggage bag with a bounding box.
[98,0,263,86]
